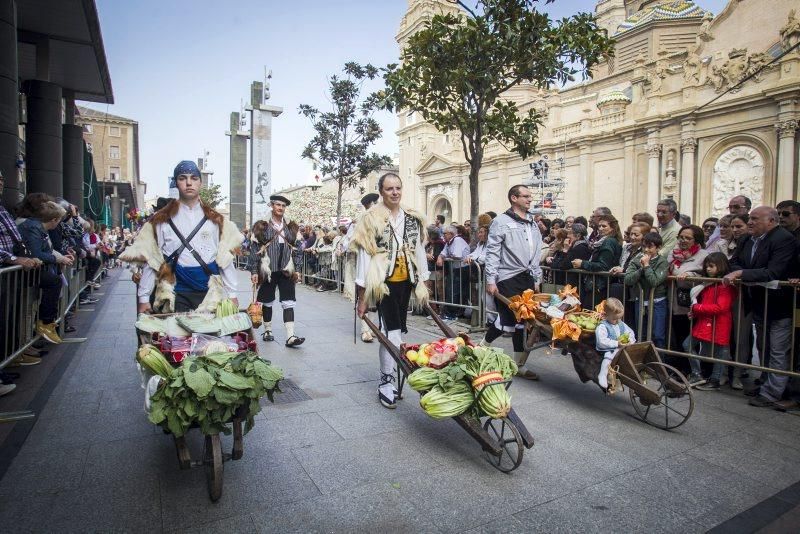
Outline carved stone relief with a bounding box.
[706,48,776,94]
[712,145,764,216]
[781,9,800,50]
[427,183,457,203]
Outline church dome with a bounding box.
[614,1,712,36]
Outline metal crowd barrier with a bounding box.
[301,249,344,291]
[539,265,800,380]
[1,260,92,369]
[426,258,485,326]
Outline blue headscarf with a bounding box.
[173,160,201,179]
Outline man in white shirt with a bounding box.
[124,161,241,313]
[437,225,470,320]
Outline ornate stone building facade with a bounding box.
[397,0,800,223]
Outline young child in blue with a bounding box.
[595,298,636,390]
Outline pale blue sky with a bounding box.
[87,0,728,201]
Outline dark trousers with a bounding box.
[174,290,208,313]
[38,267,62,324]
[86,255,101,280]
[444,265,469,317]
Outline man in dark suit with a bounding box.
[725,206,799,408]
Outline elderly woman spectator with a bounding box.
[571,214,623,308]
[17,200,74,344]
[706,215,735,259]
[437,224,471,321]
[552,223,591,288]
[564,216,575,230]
[668,224,708,373]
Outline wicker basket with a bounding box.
[566,311,600,341]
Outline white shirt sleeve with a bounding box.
[220,261,238,295]
[355,248,371,288]
[415,240,429,282]
[138,265,156,304]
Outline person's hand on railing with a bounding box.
[11,257,40,270]
[436,256,444,268]
[722,270,742,286]
[609,265,622,274]
[57,254,74,266]
[571,259,583,269]
[465,256,473,265]
[676,272,689,281]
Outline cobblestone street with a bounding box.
[0,270,799,532]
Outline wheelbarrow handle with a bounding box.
[425,304,456,338]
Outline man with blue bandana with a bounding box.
[124,161,242,313]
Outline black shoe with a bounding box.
[64,325,77,333]
[749,395,775,408]
[744,387,760,397]
[262,330,274,342]
[696,379,720,391]
[286,336,305,347]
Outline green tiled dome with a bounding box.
[615,1,711,36]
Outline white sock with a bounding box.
[263,321,272,332]
[360,318,370,335]
[599,358,612,389]
[285,321,294,338]
[378,329,400,398]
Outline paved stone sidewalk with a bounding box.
[0,271,799,532]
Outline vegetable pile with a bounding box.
[406,341,518,420]
[138,344,283,437]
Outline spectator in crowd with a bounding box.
[776,200,800,240]
[82,219,103,290]
[725,206,799,407]
[624,232,669,347]
[17,200,74,345]
[457,223,471,245]
[424,224,446,314]
[571,213,623,308]
[465,224,489,323]
[729,214,750,259]
[551,218,565,232]
[588,207,612,244]
[435,214,445,238]
[543,228,569,285]
[706,215,736,259]
[486,211,497,220]
[679,214,692,227]
[691,252,737,390]
[728,195,751,217]
[632,212,655,228]
[574,215,588,228]
[437,224,470,321]
[0,172,44,374]
[564,215,575,230]
[656,198,681,258]
[477,213,492,229]
[668,224,708,379]
[702,217,719,242]
[552,222,591,288]
[610,222,650,316]
[484,184,543,380]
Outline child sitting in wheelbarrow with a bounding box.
[596,298,636,391]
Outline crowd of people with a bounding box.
[0,171,129,397]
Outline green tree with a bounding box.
[199,183,226,209]
[383,0,614,226]
[300,62,393,223]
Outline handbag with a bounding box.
[246,283,263,328]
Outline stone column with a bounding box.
[775,119,798,202]
[646,139,662,212]
[62,124,83,208]
[24,80,63,198]
[226,112,248,230]
[623,136,636,221]
[680,136,697,219]
[0,0,19,205]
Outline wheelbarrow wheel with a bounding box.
[629,362,694,430]
[173,436,191,470]
[203,434,224,502]
[482,417,524,473]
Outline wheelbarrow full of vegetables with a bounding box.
[134,300,283,501]
[363,305,535,473]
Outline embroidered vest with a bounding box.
[376,213,421,284]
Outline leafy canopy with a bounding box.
[299,62,392,220]
[383,0,615,162]
[199,183,226,209]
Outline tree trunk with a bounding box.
[468,152,482,233]
[336,177,344,226]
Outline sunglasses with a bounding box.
[703,224,716,229]
[779,210,794,217]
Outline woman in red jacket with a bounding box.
[690,252,737,390]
